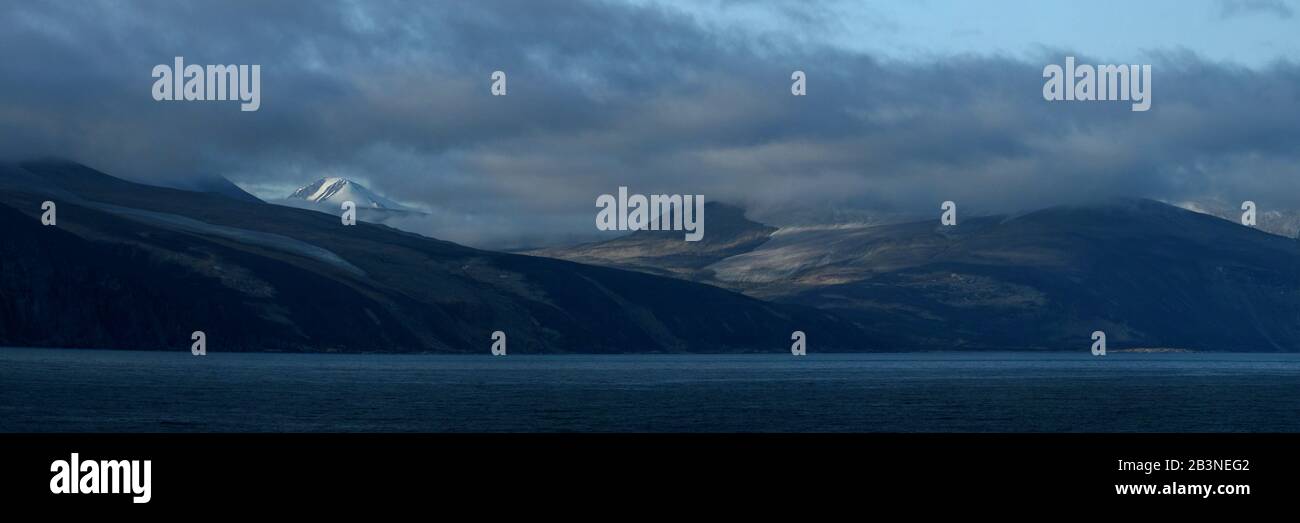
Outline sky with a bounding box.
[1,0,1297,248]
[645,0,1299,66]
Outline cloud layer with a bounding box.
[2,0,1298,247]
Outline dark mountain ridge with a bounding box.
[538,198,1300,351]
[0,160,865,353]
[163,175,264,204]
[8,160,1300,353]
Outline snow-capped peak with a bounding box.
[287,177,404,210]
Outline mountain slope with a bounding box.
[0,160,866,353]
[728,200,1300,351]
[529,202,776,279]
[533,199,1300,351]
[161,175,263,204]
[1173,199,1300,239]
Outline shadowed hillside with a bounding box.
[0,160,867,353]
[539,199,1300,351]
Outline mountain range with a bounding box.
[3,160,1300,353]
[537,200,1300,351]
[0,160,859,353]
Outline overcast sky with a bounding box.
[1,0,1297,247]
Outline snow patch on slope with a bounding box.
[288,177,408,210]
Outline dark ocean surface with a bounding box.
[3,348,1299,432]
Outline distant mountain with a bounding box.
[8,161,1300,353]
[528,202,775,279]
[0,160,865,353]
[1172,199,1300,239]
[534,199,1300,351]
[274,177,426,224]
[715,201,1300,350]
[287,177,400,209]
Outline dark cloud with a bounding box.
[2,0,1299,247]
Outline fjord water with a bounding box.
[3,348,1300,432]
